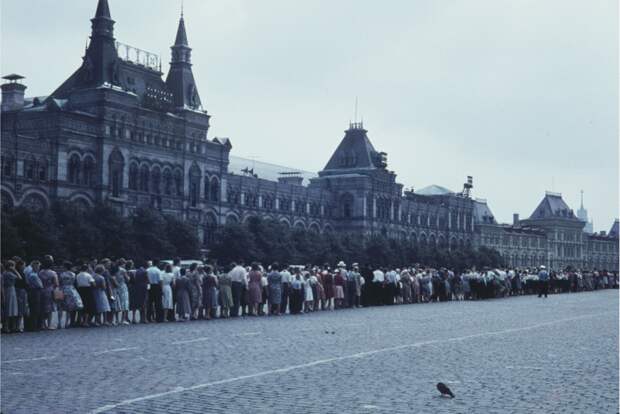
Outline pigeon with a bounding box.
[436,382,454,398]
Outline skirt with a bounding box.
[219,286,233,308]
[60,285,84,312]
[77,287,96,314]
[41,287,56,314]
[116,284,130,311]
[3,286,18,318]
[17,288,29,317]
[203,287,218,309]
[130,284,148,310]
[162,285,173,310]
[334,286,345,299]
[95,289,111,313]
[176,289,191,316]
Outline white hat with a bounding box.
[337,261,346,267]
[540,265,546,269]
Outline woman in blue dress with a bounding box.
[93,265,111,326]
[58,261,84,328]
[267,263,282,315]
[113,259,130,325]
[38,256,59,330]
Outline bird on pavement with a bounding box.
[436,382,455,398]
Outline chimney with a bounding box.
[278,175,304,186]
[1,74,27,112]
[513,213,520,226]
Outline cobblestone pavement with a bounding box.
[1,290,618,414]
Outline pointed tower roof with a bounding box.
[528,192,578,220]
[95,0,111,20]
[321,122,382,174]
[609,219,619,238]
[174,15,189,46]
[166,13,203,111]
[51,0,118,98]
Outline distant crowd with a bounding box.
[1,255,618,333]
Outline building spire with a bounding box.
[166,10,202,111]
[174,11,189,47]
[580,189,584,209]
[95,0,112,20]
[82,0,118,86]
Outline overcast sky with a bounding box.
[2,0,618,230]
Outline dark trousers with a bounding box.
[346,281,356,307]
[281,283,290,314]
[26,288,42,331]
[231,281,243,317]
[538,280,549,298]
[147,284,163,322]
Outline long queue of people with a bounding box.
[1,254,618,333]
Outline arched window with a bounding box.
[174,169,183,196]
[204,213,218,246]
[25,157,35,180]
[203,176,210,200]
[82,156,95,186]
[341,193,354,218]
[246,193,257,208]
[163,169,173,195]
[37,159,48,182]
[67,155,80,184]
[151,167,161,194]
[294,199,305,214]
[108,150,124,197]
[227,189,239,205]
[129,163,139,190]
[139,165,150,192]
[1,155,15,178]
[264,195,274,210]
[189,164,201,207]
[279,197,290,211]
[210,177,219,201]
[309,202,319,216]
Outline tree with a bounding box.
[130,208,174,262]
[164,215,201,259]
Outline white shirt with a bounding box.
[76,271,95,287]
[172,266,181,279]
[146,266,162,284]
[229,265,248,285]
[280,270,292,284]
[372,270,385,283]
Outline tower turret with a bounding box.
[81,0,119,87]
[165,12,202,111]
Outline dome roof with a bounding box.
[416,184,454,196]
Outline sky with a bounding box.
[2,0,618,231]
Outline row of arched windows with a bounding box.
[225,191,324,217]
[68,154,96,186]
[1,155,47,182]
[23,157,48,182]
[128,163,184,196]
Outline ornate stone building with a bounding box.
[1,0,617,271]
[474,194,618,271]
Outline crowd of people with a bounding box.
[1,254,618,333]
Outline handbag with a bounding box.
[53,288,65,301]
